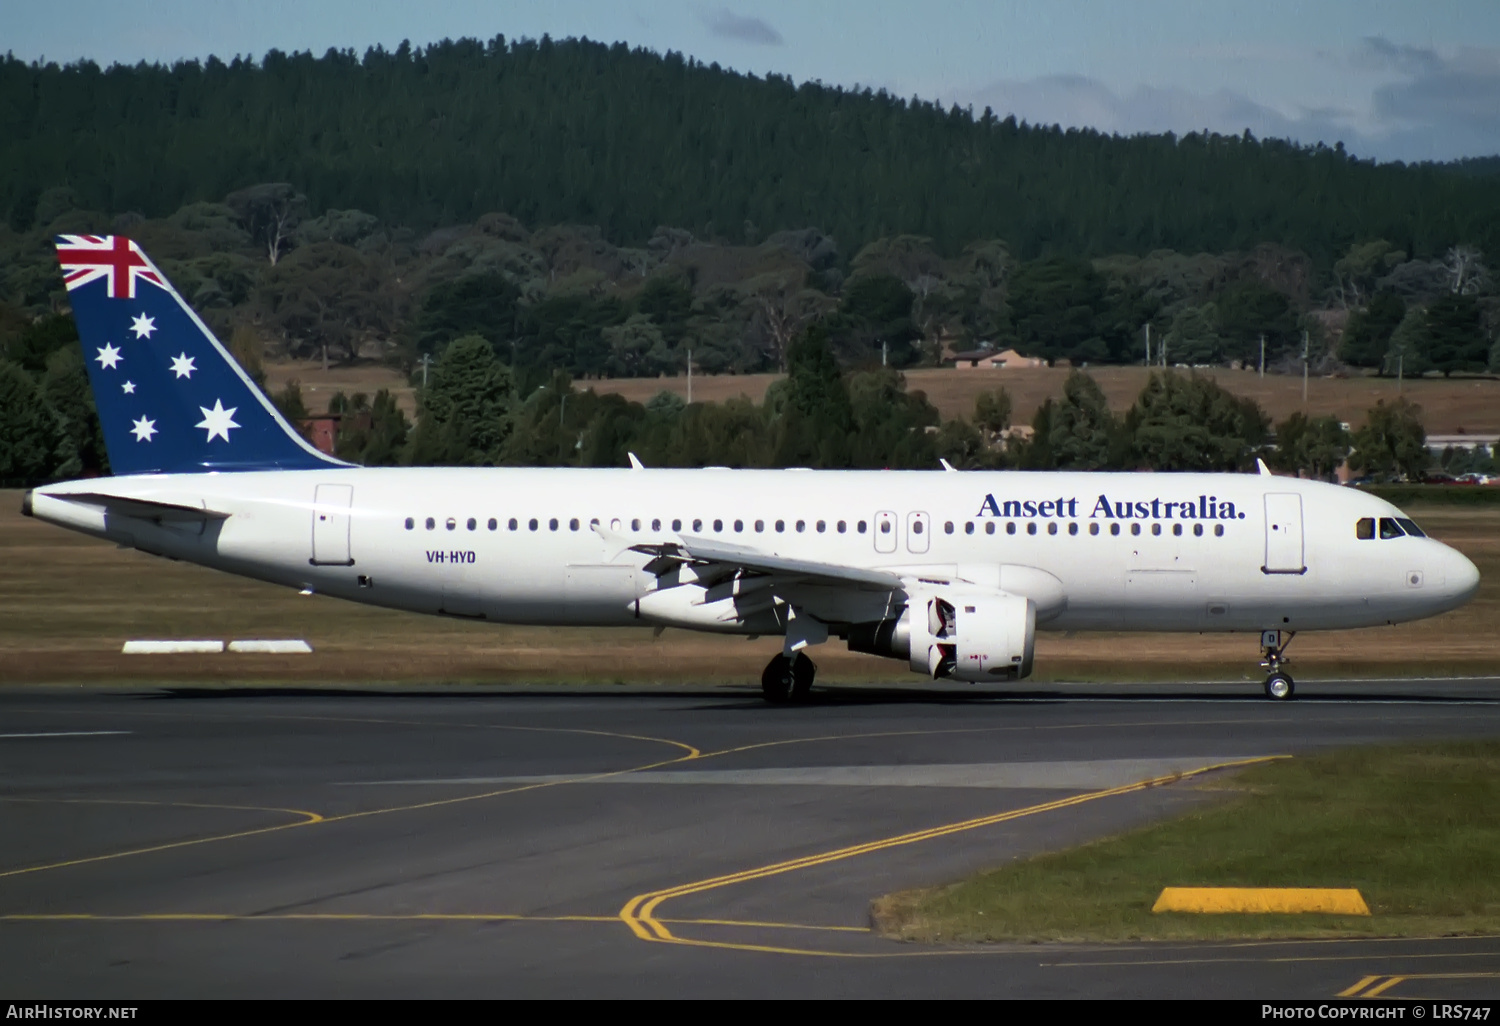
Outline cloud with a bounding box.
[960,38,1500,164]
[702,8,783,47]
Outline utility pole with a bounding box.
[881,339,888,367]
[1397,351,1404,395]
[1259,334,1265,378]
[1144,323,1151,367]
[1301,330,1309,406]
[686,348,693,405]
[418,352,432,387]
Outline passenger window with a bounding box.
[1068,522,1078,536]
[405,517,414,530]
[591,518,600,528]
[796,520,807,533]
[1089,523,1099,536]
[672,519,682,531]
[755,520,764,532]
[488,518,497,531]
[988,522,997,535]
[1047,522,1058,535]
[570,518,580,531]
[1172,523,1182,537]
[965,522,975,535]
[912,521,923,535]
[528,518,538,531]
[446,517,457,531]
[549,518,559,531]
[467,517,477,531]
[816,520,826,533]
[713,519,723,532]
[858,521,867,533]
[426,517,435,530]
[837,521,847,533]
[733,519,743,532]
[1110,523,1120,536]
[652,518,661,531]
[1214,524,1224,537]
[1130,523,1141,536]
[1027,522,1037,536]
[1379,517,1404,539]
[878,521,889,534]
[1395,517,1425,538]
[632,518,641,531]
[693,519,702,532]
[1193,523,1203,537]
[509,518,518,531]
[1151,523,1161,536]
[944,521,955,534]
[775,519,785,532]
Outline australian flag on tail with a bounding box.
[56,235,348,476]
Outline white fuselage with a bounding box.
[29,468,1480,644]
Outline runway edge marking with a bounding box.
[618,755,1288,953]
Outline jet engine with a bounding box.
[846,591,1035,682]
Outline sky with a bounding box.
[5,0,1499,163]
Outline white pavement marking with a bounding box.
[122,640,223,654]
[0,731,132,739]
[227,640,313,653]
[342,756,1267,790]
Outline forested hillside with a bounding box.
[1,34,1497,487]
[3,35,1499,262]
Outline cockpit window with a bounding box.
[1378,517,1405,539]
[1356,517,1375,540]
[1395,517,1426,538]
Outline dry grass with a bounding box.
[1,492,1495,685]
[590,365,1500,435]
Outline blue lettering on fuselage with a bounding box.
[977,493,1247,520]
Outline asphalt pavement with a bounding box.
[2,677,1499,998]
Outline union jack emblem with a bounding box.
[55,235,166,300]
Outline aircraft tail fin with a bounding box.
[54,235,349,476]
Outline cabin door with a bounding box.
[310,484,354,566]
[1262,493,1306,574]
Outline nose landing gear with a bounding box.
[761,652,816,703]
[1260,629,1296,700]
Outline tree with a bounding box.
[773,324,853,466]
[1214,279,1297,364]
[1332,240,1405,309]
[1007,257,1109,365]
[1163,304,1221,365]
[1423,293,1488,376]
[1270,411,1349,481]
[410,334,514,465]
[1385,307,1432,377]
[973,387,1012,440]
[42,345,107,474]
[0,359,70,485]
[831,274,919,367]
[411,273,521,357]
[258,241,400,363]
[1126,371,1269,471]
[1340,291,1406,370]
[1442,246,1489,296]
[1049,370,1117,469]
[1349,399,1427,482]
[224,183,307,265]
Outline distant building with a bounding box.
[950,347,1045,370]
[299,415,340,455]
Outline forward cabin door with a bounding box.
[310,484,354,566]
[1262,493,1306,574]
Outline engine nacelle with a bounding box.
[847,591,1036,681]
[909,591,1035,682]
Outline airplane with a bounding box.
[23,236,1482,703]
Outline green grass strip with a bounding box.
[873,741,1500,943]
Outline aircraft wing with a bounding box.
[628,533,902,591]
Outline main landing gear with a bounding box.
[1259,629,1296,701]
[762,652,816,704]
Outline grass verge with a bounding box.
[872,742,1500,943]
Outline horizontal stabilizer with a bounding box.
[57,492,230,523]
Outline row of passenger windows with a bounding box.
[1355,516,1426,540]
[402,515,1225,538]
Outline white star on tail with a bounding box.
[130,416,157,442]
[122,381,136,394]
[95,343,122,369]
[170,353,196,379]
[196,399,239,443]
[130,313,156,339]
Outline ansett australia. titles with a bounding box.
[977,494,1248,521]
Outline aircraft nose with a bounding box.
[1445,545,1481,605]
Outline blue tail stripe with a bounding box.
[56,235,349,476]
